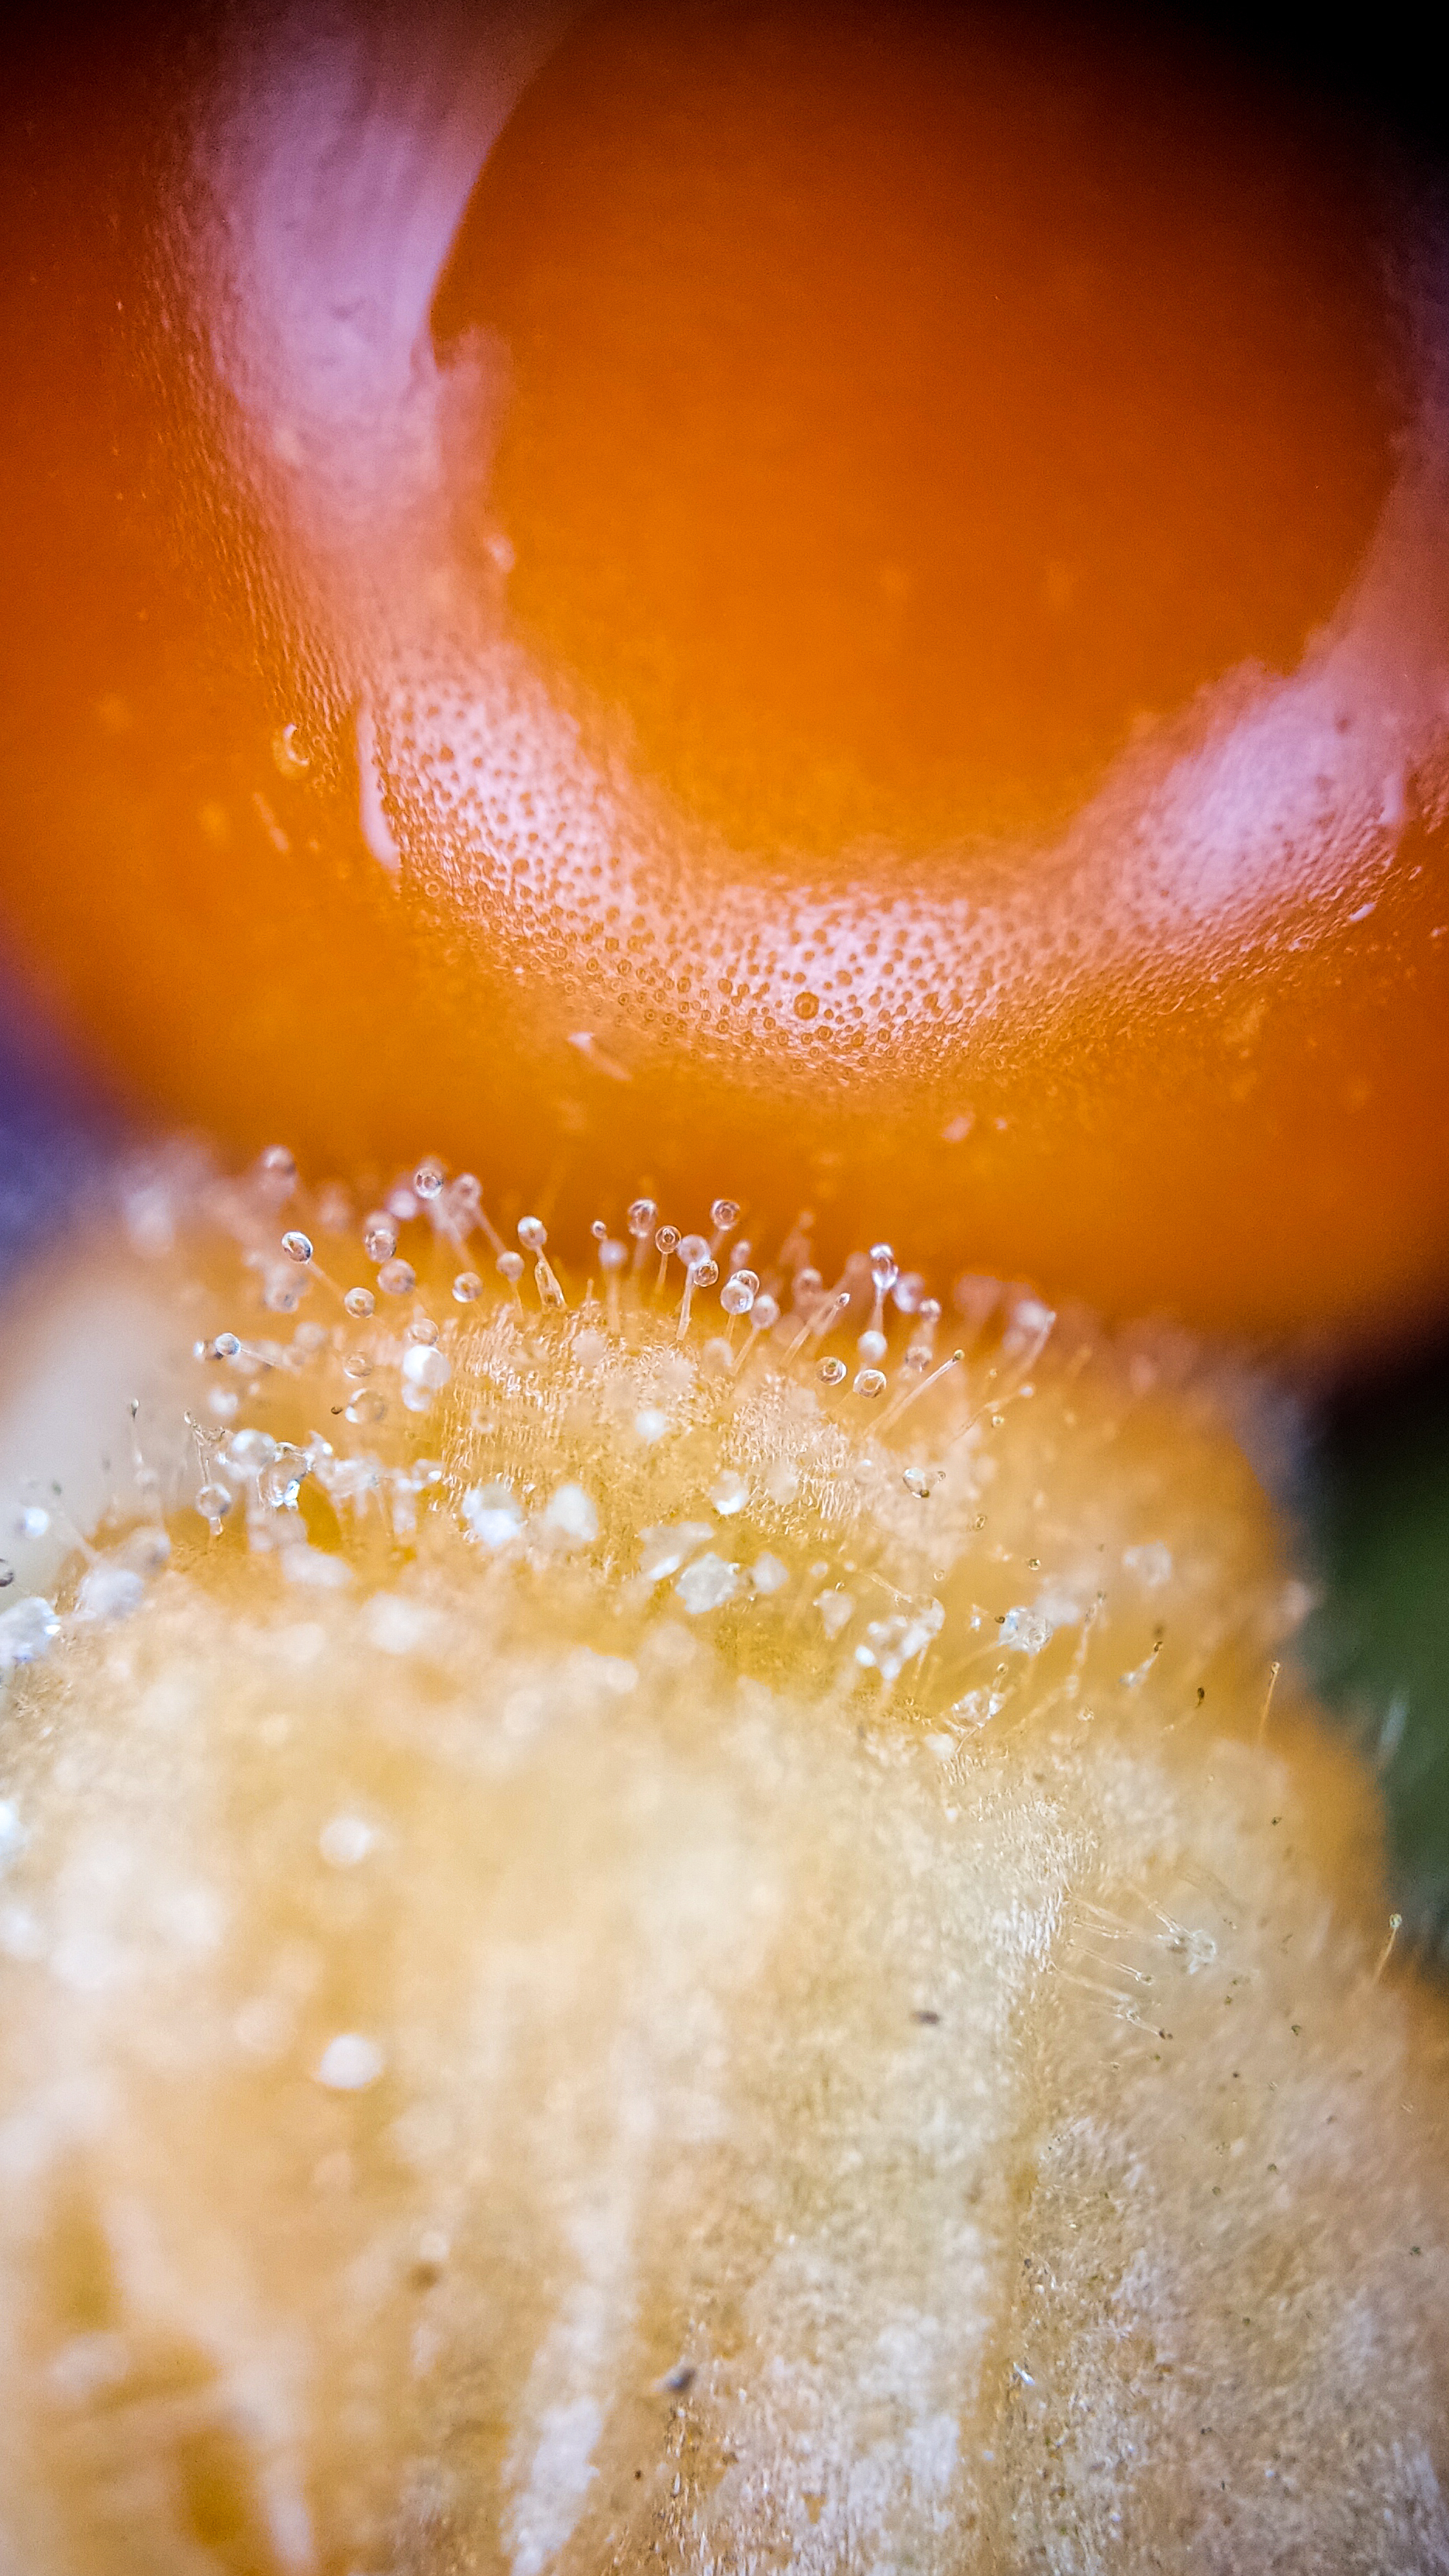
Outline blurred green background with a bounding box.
[1306,1346,1449,1973]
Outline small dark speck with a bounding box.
[913,2009,941,2025]
[664,2364,695,2394]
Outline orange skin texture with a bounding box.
[3,2,1449,1346]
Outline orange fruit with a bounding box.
[2,2,1447,1343]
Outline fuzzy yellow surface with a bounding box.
[1,1167,1446,2571]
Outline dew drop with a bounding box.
[377,1259,416,1298]
[517,1216,547,1252]
[654,1225,680,1255]
[281,1229,313,1265]
[16,1505,50,1540]
[257,1144,297,1187]
[710,1198,741,1231]
[452,1271,483,1303]
[343,1353,372,1381]
[413,1161,445,1200]
[626,1197,657,1238]
[854,1367,888,1398]
[677,1233,710,1271]
[347,1391,388,1426]
[195,1481,233,1529]
[497,1250,525,1285]
[857,1329,888,1365]
[818,1356,847,1387]
[720,1275,755,1316]
[408,1316,440,1346]
[212,1333,241,1360]
[344,1286,375,1320]
[363,1215,398,1263]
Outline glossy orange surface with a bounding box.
[3,2,1448,1345]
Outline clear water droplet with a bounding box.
[517,1216,547,1252]
[378,1258,416,1298]
[281,1229,313,1264]
[721,1274,755,1316]
[408,1316,440,1346]
[413,1161,445,1200]
[344,1286,375,1319]
[497,1250,525,1285]
[626,1197,657,1238]
[869,1243,899,1291]
[857,1329,888,1365]
[363,1215,397,1262]
[710,1198,741,1230]
[854,1367,888,1398]
[212,1333,241,1360]
[346,1391,388,1426]
[677,1234,710,1271]
[343,1353,372,1381]
[16,1505,50,1540]
[818,1356,847,1387]
[195,1481,233,1528]
[655,1225,680,1255]
[452,1271,483,1302]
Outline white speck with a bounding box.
[543,1483,599,1544]
[319,1814,377,1868]
[676,1553,740,1614]
[75,1562,146,1623]
[1123,1542,1173,1588]
[639,1523,712,1582]
[463,1483,524,1550]
[941,1111,975,1143]
[709,1470,749,1516]
[315,2033,385,2091]
[281,1545,352,1590]
[750,1553,789,1595]
[0,1596,60,1670]
[402,1343,451,1391]
[363,1593,440,1656]
[1347,900,1376,925]
[815,1588,854,1640]
[762,1459,800,1505]
[0,1801,25,1862]
[633,1408,669,1443]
